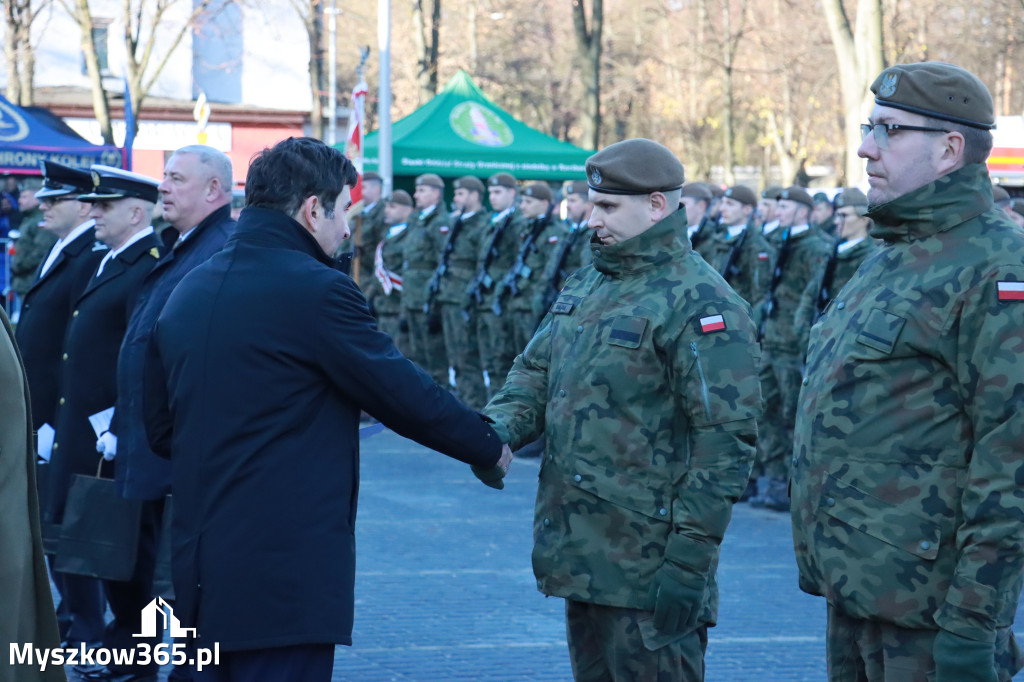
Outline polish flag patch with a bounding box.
[439,226,450,234]
[548,235,560,243]
[758,252,770,261]
[700,314,726,333]
[998,282,1024,301]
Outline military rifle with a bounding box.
[464,209,515,320]
[758,228,793,341]
[491,208,552,317]
[423,214,464,316]
[541,224,589,312]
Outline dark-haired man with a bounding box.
[144,137,511,681]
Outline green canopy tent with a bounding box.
[360,70,593,183]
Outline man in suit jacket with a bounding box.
[144,137,512,681]
[14,161,109,661]
[47,166,163,682]
[0,305,65,682]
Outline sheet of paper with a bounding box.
[88,407,115,438]
[37,423,55,461]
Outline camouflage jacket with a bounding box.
[472,209,527,310]
[703,224,776,318]
[503,216,569,316]
[10,214,56,296]
[534,223,593,318]
[483,208,761,616]
[371,223,410,317]
[436,210,489,306]
[760,225,833,354]
[792,236,878,352]
[400,205,450,311]
[791,163,1024,642]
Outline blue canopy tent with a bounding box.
[0,94,123,174]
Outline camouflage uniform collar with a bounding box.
[592,208,687,276]
[867,163,993,243]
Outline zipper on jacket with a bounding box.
[690,341,713,421]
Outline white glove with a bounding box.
[96,431,118,461]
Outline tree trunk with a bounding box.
[412,0,440,105]
[821,0,883,186]
[4,1,21,105]
[76,0,114,145]
[572,0,602,150]
[307,1,325,140]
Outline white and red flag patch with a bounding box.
[997,282,1024,301]
[700,314,726,333]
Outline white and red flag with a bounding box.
[997,281,1024,301]
[345,79,369,203]
[699,314,726,333]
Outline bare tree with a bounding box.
[412,0,440,105]
[4,0,46,105]
[59,0,217,145]
[571,0,601,150]
[820,0,884,186]
[289,0,326,139]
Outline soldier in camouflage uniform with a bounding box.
[371,191,414,353]
[792,187,877,351]
[752,186,832,511]
[483,139,761,681]
[469,173,526,398]
[680,182,718,260]
[10,188,56,299]
[791,62,1024,682]
[536,180,594,318]
[757,186,784,246]
[354,172,386,302]
[401,173,450,387]
[810,191,837,239]
[703,185,775,315]
[432,176,489,408]
[497,183,567,354]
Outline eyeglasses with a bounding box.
[860,122,950,149]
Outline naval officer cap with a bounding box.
[779,186,814,209]
[522,183,552,202]
[586,138,684,195]
[723,185,757,207]
[79,165,160,203]
[871,61,995,130]
[386,190,413,207]
[35,160,93,200]
[415,173,445,190]
[454,176,486,194]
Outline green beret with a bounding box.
[586,138,684,196]
[779,186,813,209]
[522,183,552,202]
[415,173,445,189]
[761,186,783,200]
[723,185,757,207]
[871,61,995,130]
[488,173,517,189]
[386,190,413,207]
[834,188,869,215]
[454,176,485,194]
[680,182,713,201]
[567,180,589,197]
[992,185,1011,204]
[363,171,383,183]
[812,192,831,205]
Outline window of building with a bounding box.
[81,18,113,76]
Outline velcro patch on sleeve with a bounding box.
[997,281,1024,301]
[699,314,726,333]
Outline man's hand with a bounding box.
[96,431,118,461]
[472,444,513,490]
[933,629,997,682]
[651,560,706,636]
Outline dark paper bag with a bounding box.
[54,462,142,581]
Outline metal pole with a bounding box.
[327,0,338,146]
[377,0,393,196]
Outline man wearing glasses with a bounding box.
[791,62,1024,681]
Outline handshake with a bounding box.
[471,444,514,490]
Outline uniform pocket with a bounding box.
[855,308,906,354]
[606,315,648,349]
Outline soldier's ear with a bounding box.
[649,191,670,221]
[936,130,966,176]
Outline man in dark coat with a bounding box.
[14,161,108,663]
[144,137,512,681]
[46,166,162,682]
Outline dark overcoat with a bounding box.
[43,232,161,524]
[144,206,502,651]
[15,224,107,429]
[113,205,234,500]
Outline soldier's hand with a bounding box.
[651,560,706,636]
[471,444,513,490]
[96,431,118,461]
[933,629,997,682]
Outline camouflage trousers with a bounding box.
[756,349,803,479]
[565,600,708,682]
[826,604,1024,682]
[510,308,542,358]
[439,302,487,409]
[405,309,450,388]
[376,311,408,357]
[476,308,516,399]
